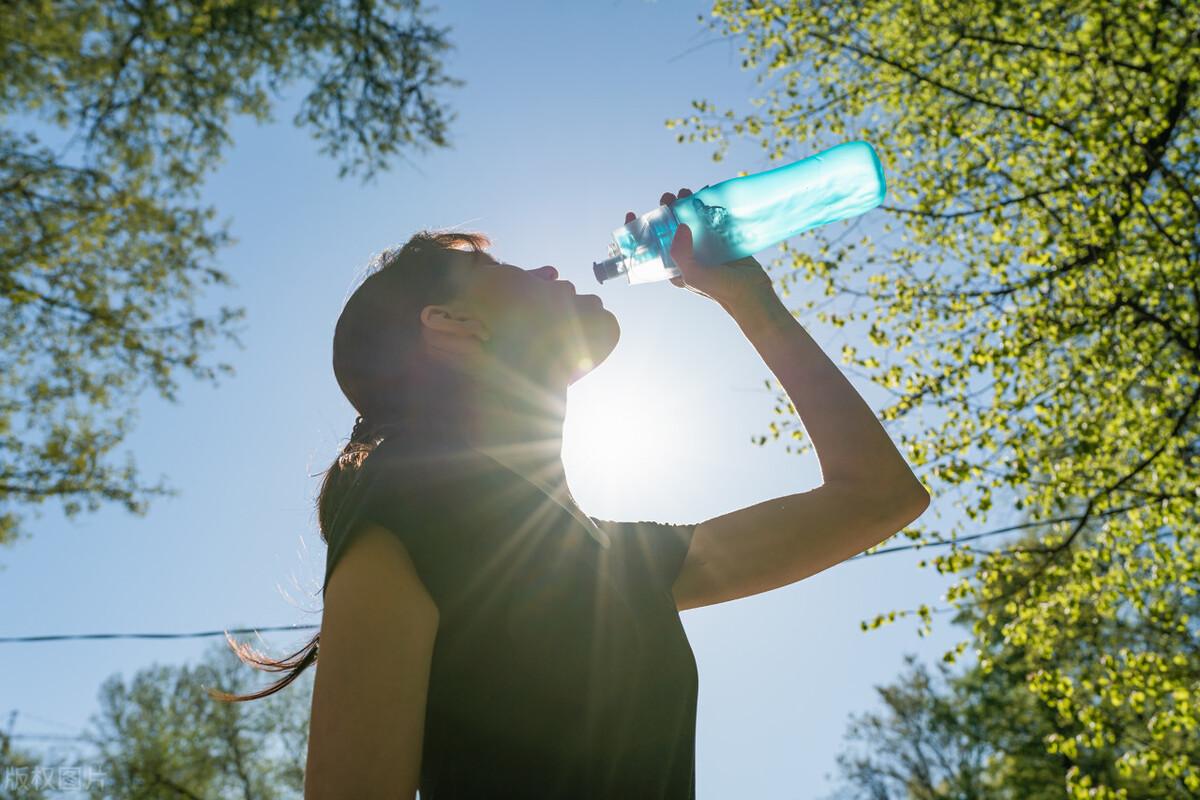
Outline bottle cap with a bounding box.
[592,255,623,284]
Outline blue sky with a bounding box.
[1,1,969,796]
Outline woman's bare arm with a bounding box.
[671,260,930,611]
[305,523,439,799]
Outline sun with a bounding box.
[561,361,703,513]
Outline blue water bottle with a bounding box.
[593,141,886,285]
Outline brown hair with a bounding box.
[208,229,491,703]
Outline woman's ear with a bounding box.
[420,304,491,346]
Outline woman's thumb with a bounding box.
[670,223,693,261]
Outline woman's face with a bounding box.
[423,249,620,386]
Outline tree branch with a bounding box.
[775,19,1077,137]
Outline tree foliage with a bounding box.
[827,527,1199,799]
[825,654,1041,800]
[669,1,1199,795]
[0,726,51,800]
[83,642,313,799]
[0,0,462,547]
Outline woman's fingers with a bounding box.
[627,187,692,225]
[623,190,695,290]
[660,188,693,205]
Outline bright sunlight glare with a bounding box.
[562,361,707,512]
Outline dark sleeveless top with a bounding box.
[320,429,700,799]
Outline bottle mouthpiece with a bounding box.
[593,255,623,284]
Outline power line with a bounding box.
[0,518,1070,646]
[1,508,1166,647]
[0,624,317,645]
[7,732,89,742]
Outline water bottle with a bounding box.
[593,141,886,286]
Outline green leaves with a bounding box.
[677,0,1200,795]
[0,0,462,547]
[85,643,313,799]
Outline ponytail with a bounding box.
[208,418,390,703]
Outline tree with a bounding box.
[827,525,1199,798]
[1,725,51,800]
[82,641,313,799]
[0,0,463,548]
[669,1,1199,795]
[824,654,1035,800]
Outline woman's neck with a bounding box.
[405,357,570,490]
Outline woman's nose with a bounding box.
[531,265,558,280]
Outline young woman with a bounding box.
[215,189,930,799]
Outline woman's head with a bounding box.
[333,229,619,426]
[208,230,619,704]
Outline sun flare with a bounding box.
[562,364,703,513]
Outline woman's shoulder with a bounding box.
[338,435,486,551]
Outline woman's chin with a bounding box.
[567,331,618,384]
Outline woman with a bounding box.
[214,190,930,799]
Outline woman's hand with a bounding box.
[625,188,775,311]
